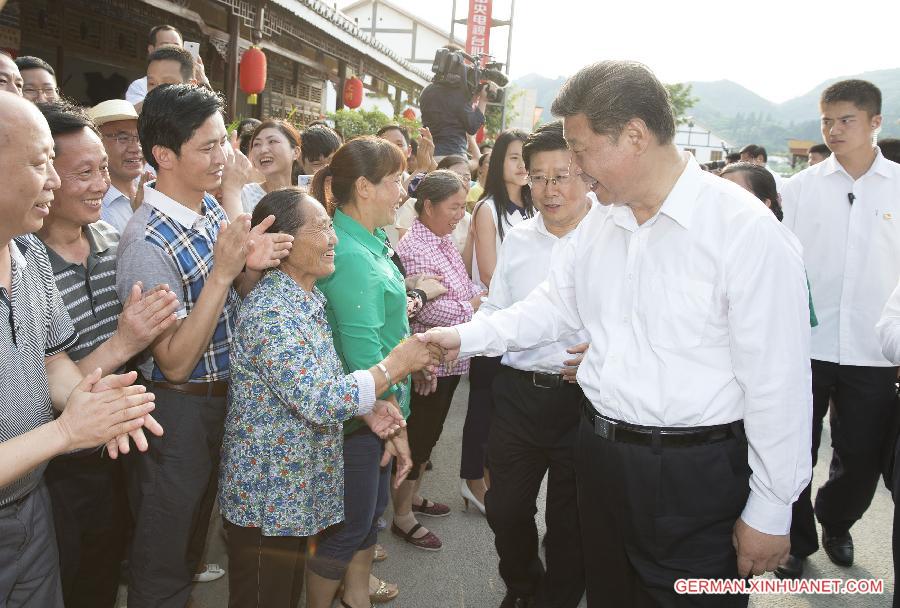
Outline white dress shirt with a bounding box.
[456,156,812,535]
[101,184,134,235]
[125,76,147,105]
[782,149,900,366]
[478,213,592,373]
[876,279,900,364]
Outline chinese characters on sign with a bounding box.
[466,0,492,59]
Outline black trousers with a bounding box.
[893,435,900,608]
[224,520,306,608]
[44,451,129,608]
[406,375,462,481]
[790,361,898,557]
[485,367,584,608]
[127,386,226,608]
[576,410,750,608]
[461,355,502,479]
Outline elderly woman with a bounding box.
[218,188,439,608]
[392,170,483,550]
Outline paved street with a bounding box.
[122,377,895,607]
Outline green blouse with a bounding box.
[317,208,411,434]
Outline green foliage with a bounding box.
[326,108,423,141]
[485,88,524,138]
[666,82,698,125]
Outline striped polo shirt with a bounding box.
[42,221,121,363]
[0,235,78,507]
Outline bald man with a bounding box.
[0,92,160,608]
[0,51,23,95]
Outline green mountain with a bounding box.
[514,68,900,154]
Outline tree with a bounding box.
[485,87,524,139]
[326,107,423,142]
[665,82,698,125]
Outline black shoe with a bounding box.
[774,554,805,579]
[822,529,854,567]
[499,592,535,608]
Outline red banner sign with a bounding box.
[466,0,492,59]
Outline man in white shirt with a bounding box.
[87,100,143,234]
[421,60,812,607]
[125,25,183,105]
[780,79,900,578]
[482,121,591,608]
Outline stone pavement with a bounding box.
[120,377,895,607]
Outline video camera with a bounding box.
[430,48,509,104]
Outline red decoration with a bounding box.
[343,77,364,109]
[240,46,267,105]
[402,107,417,121]
[475,124,486,144]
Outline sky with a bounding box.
[347,0,900,103]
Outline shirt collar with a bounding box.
[9,238,28,269]
[821,147,892,179]
[410,218,453,247]
[43,223,115,273]
[269,268,327,314]
[506,200,527,218]
[333,208,389,258]
[102,184,128,207]
[142,184,206,230]
[657,154,702,230]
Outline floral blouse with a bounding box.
[219,269,376,537]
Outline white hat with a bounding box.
[88,99,139,126]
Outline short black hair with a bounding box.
[14,56,55,77]
[147,46,194,82]
[726,151,741,164]
[138,84,223,170]
[376,124,410,146]
[821,79,881,117]
[808,143,831,157]
[301,124,341,163]
[878,138,900,164]
[149,24,182,47]
[740,144,767,162]
[36,99,98,138]
[552,60,676,145]
[522,120,567,169]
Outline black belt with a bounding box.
[582,400,743,448]
[508,366,568,389]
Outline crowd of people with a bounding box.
[2,20,900,608]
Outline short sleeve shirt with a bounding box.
[0,235,78,506]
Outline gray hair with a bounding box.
[551,60,676,145]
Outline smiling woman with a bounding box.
[241,119,302,213]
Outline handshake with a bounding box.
[386,328,463,396]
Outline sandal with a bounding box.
[192,563,225,582]
[390,522,442,551]
[373,543,388,562]
[370,576,399,603]
[411,498,450,517]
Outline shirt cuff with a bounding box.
[740,490,793,536]
[351,370,376,416]
[457,320,491,359]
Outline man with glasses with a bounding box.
[479,121,594,608]
[88,100,144,233]
[14,56,59,103]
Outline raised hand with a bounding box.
[416,327,461,362]
[90,371,164,458]
[245,214,294,272]
[562,342,589,384]
[131,171,155,211]
[362,400,407,439]
[211,216,252,282]
[415,127,437,173]
[222,144,253,194]
[115,282,180,356]
[59,369,159,452]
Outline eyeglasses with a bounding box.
[23,86,58,98]
[527,174,572,189]
[102,133,140,146]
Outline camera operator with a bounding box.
[420,75,490,161]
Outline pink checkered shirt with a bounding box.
[397,219,481,376]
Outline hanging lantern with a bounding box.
[402,107,416,121]
[475,124,486,145]
[239,46,267,105]
[343,76,364,109]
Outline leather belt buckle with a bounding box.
[532,372,562,389]
[594,415,616,441]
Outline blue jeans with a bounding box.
[308,428,389,580]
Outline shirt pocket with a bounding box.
[643,274,714,349]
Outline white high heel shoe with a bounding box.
[460,479,486,515]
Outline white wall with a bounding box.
[674,124,729,163]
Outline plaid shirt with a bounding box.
[117,187,239,383]
[396,219,480,376]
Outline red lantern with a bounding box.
[402,107,416,121]
[475,124,486,144]
[343,76,364,109]
[240,46,267,105]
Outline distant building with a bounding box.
[675,122,729,163]
[788,139,818,168]
[341,0,465,70]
